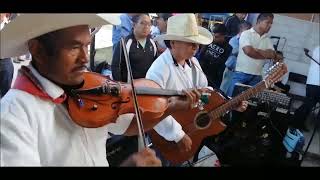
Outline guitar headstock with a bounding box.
[264,62,288,88]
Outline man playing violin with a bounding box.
[0,14,201,166]
[146,14,249,165]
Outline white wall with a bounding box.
[268,14,320,96]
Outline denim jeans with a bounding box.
[0,58,14,98]
[228,71,262,97]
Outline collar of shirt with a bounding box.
[170,51,191,67]
[236,34,240,40]
[28,64,65,100]
[249,27,268,39]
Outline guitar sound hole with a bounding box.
[194,112,211,129]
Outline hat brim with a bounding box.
[154,26,213,45]
[1,13,120,59]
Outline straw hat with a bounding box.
[154,13,213,45]
[0,13,120,59]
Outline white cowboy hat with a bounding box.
[154,13,213,45]
[0,13,120,59]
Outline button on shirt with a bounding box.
[0,64,134,166]
[236,28,274,75]
[146,49,208,143]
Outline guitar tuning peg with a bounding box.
[271,65,275,69]
[268,67,273,72]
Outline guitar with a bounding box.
[149,62,288,165]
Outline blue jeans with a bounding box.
[228,71,262,97]
[0,58,14,98]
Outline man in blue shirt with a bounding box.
[220,21,252,96]
[112,14,138,48]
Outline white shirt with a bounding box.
[236,28,274,75]
[0,17,9,30]
[307,46,320,86]
[0,64,134,166]
[146,49,208,143]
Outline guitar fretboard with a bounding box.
[209,81,267,119]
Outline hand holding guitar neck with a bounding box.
[273,52,284,62]
[265,62,288,88]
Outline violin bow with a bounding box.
[120,37,147,150]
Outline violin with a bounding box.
[67,72,184,128]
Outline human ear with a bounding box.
[28,39,47,65]
[170,40,175,47]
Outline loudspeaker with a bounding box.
[210,101,295,166]
[210,83,298,166]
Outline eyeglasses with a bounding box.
[139,21,152,27]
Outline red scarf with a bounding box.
[12,66,66,104]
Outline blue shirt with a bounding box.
[225,35,240,70]
[150,25,160,39]
[112,14,133,45]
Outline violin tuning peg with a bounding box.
[77,98,84,108]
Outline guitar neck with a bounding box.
[209,81,267,119]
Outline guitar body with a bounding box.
[149,90,228,165]
[149,62,287,165]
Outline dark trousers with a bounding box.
[0,58,14,98]
[293,84,320,129]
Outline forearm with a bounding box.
[255,48,275,59]
[243,46,274,60]
[245,48,268,59]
